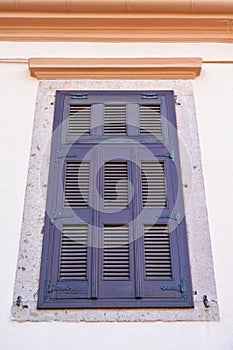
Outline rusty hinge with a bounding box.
[154,149,175,163]
[50,209,74,225]
[159,211,181,224]
[55,150,77,163]
[44,279,72,299]
[161,279,188,299]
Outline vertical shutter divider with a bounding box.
[127,104,140,136]
[91,104,104,136]
[131,148,144,298]
[90,147,99,299]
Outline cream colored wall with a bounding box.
[0,43,232,350]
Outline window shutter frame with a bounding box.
[38,90,194,309]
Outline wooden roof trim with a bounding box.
[28,57,202,80]
[1,0,233,14]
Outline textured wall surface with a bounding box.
[0,42,233,349]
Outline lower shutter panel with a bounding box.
[103,225,130,280]
[59,225,88,280]
[144,225,172,279]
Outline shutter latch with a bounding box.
[70,92,88,99]
[161,279,188,299]
[44,279,71,299]
[50,209,74,225]
[141,92,159,99]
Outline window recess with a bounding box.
[38,91,193,309]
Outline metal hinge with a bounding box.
[50,209,74,225]
[70,92,88,99]
[141,92,159,100]
[159,211,181,224]
[154,149,175,163]
[44,279,72,299]
[55,150,77,163]
[161,279,188,299]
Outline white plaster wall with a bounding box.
[0,43,232,350]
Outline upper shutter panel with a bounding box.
[64,162,90,208]
[104,162,128,209]
[103,225,130,280]
[144,225,172,279]
[59,225,88,280]
[68,105,91,136]
[141,162,167,208]
[140,105,162,135]
[104,105,126,135]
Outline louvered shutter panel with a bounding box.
[98,147,135,300]
[144,225,172,279]
[60,225,88,280]
[68,105,91,136]
[38,91,193,309]
[140,105,162,135]
[64,162,89,208]
[104,162,128,209]
[103,225,130,280]
[141,161,167,208]
[104,105,126,135]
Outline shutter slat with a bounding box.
[68,105,91,135]
[104,162,128,209]
[103,225,130,280]
[144,225,172,279]
[59,225,88,280]
[140,105,162,135]
[104,105,126,135]
[64,162,89,208]
[141,162,167,208]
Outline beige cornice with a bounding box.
[0,1,233,42]
[1,1,233,13]
[28,57,202,80]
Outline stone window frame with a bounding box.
[12,80,219,322]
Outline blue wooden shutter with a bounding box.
[38,91,193,308]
